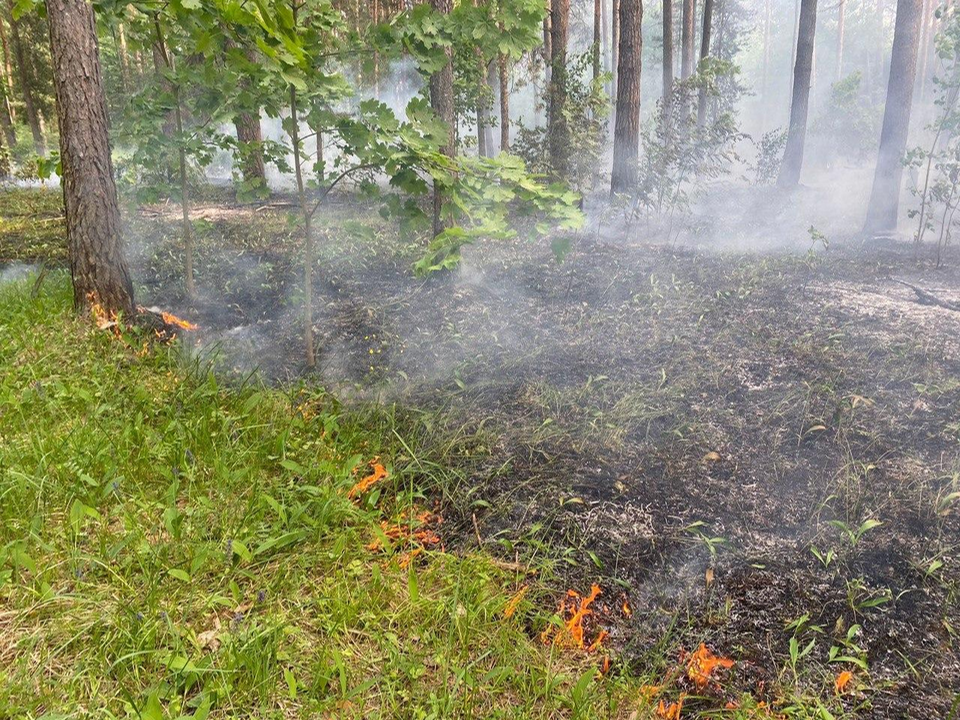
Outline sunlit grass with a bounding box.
[0,273,647,719]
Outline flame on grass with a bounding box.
[656,694,685,719]
[686,643,734,690]
[347,460,388,500]
[504,586,529,619]
[367,508,443,553]
[160,310,198,331]
[540,584,607,652]
[834,670,853,694]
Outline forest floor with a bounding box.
[2,186,959,718]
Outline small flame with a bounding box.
[161,311,198,331]
[541,584,604,650]
[347,461,388,500]
[834,670,853,694]
[504,585,529,619]
[686,643,734,690]
[656,694,685,719]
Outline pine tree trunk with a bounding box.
[662,0,674,118]
[0,116,8,178]
[46,0,134,318]
[0,68,14,148]
[602,0,611,97]
[429,0,454,237]
[7,1,43,154]
[611,0,642,194]
[499,51,509,151]
[864,0,923,236]
[777,0,817,187]
[917,0,933,100]
[0,16,16,122]
[549,0,570,177]
[696,0,713,126]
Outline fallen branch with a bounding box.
[892,279,960,312]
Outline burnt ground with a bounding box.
[8,187,959,717]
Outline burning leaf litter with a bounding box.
[686,643,735,690]
[540,584,606,651]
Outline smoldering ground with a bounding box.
[122,178,960,715]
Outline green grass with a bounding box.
[0,273,648,719]
[0,187,66,263]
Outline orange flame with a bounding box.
[656,694,685,719]
[347,461,388,500]
[367,508,442,552]
[834,670,853,694]
[686,643,734,690]
[504,586,529,619]
[160,311,198,331]
[541,584,604,650]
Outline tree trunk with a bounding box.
[429,0,454,237]
[0,116,8,178]
[289,86,316,368]
[611,0,642,194]
[611,0,620,99]
[499,51,509,151]
[0,67,14,148]
[549,0,570,177]
[917,0,933,100]
[777,0,817,187]
[864,0,923,236]
[593,0,602,82]
[7,1,43,154]
[47,0,134,318]
[234,112,266,184]
[836,0,845,81]
[662,0,673,113]
[760,0,770,130]
[543,1,552,85]
[602,0,611,97]
[680,0,696,80]
[696,0,713,126]
[0,17,16,122]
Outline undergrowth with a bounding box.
[0,274,644,719]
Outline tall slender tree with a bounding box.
[498,50,509,151]
[864,0,923,236]
[680,0,695,81]
[662,0,673,120]
[0,17,15,122]
[46,0,134,317]
[696,0,713,126]
[6,1,43,153]
[429,0,454,236]
[778,0,817,187]
[611,0,642,193]
[548,0,570,177]
[836,0,846,81]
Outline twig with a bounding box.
[892,278,960,312]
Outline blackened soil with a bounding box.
[135,199,960,717]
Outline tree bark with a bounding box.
[593,0,602,82]
[499,51,509,151]
[611,0,642,194]
[46,0,134,317]
[917,0,933,100]
[864,0,923,236]
[611,0,620,99]
[7,1,43,154]
[429,0,454,237]
[777,0,817,187]
[696,0,713,126]
[543,0,552,85]
[549,0,570,177]
[760,0,770,130]
[0,115,8,178]
[680,0,696,80]
[662,0,674,118]
[234,112,266,184]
